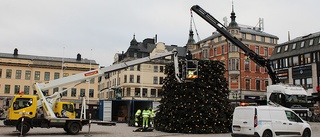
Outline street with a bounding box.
[0,122,320,137]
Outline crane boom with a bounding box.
[36,49,181,91]
[191,5,279,84]
[33,49,182,119]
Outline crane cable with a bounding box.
[190,10,201,42]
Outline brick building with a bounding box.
[187,6,278,103]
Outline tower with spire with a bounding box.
[228,1,239,28]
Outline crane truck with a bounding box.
[191,5,310,120]
[3,49,182,135]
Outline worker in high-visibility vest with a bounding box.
[134,109,141,126]
[149,108,155,127]
[142,108,150,128]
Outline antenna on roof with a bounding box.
[259,18,264,31]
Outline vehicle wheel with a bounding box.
[16,122,31,135]
[67,122,81,135]
[302,128,311,137]
[262,130,272,137]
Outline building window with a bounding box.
[142,88,147,97]
[218,36,222,41]
[245,79,250,90]
[304,53,311,64]
[44,72,50,81]
[151,89,156,97]
[126,88,131,96]
[137,75,140,83]
[160,66,164,73]
[24,85,30,95]
[255,46,259,54]
[15,70,21,79]
[153,77,158,84]
[0,69,2,78]
[242,33,246,39]
[90,78,94,84]
[34,71,40,80]
[265,80,269,88]
[43,90,48,96]
[256,80,261,91]
[62,88,67,96]
[89,89,94,98]
[158,89,163,97]
[71,88,76,97]
[137,65,140,71]
[4,85,10,94]
[293,56,299,66]
[54,72,60,79]
[130,66,134,71]
[14,85,20,94]
[300,55,304,65]
[288,57,292,67]
[306,78,312,88]
[214,48,217,57]
[261,36,265,42]
[124,75,127,83]
[277,47,281,53]
[244,59,250,71]
[283,58,288,68]
[264,47,268,56]
[284,45,288,51]
[252,35,256,41]
[203,49,208,58]
[221,45,225,54]
[6,69,12,79]
[154,66,158,72]
[53,87,59,93]
[300,41,305,48]
[292,43,296,49]
[160,77,164,84]
[229,58,239,70]
[80,89,85,97]
[256,64,260,72]
[129,75,134,83]
[309,39,314,46]
[135,88,140,97]
[229,43,238,52]
[270,38,274,44]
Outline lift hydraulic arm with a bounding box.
[191,5,279,84]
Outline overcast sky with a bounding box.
[1,0,319,67]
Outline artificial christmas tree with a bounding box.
[154,59,233,134]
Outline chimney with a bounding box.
[76,53,81,61]
[13,48,18,56]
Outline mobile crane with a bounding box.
[191,5,309,119]
[4,49,182,135]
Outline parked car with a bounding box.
[232,105,311,137]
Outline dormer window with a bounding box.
[292,43,296,49]
[300,41,305,48]
[277,47,281,53]
[284,45,288,51]
[309,39,314,46]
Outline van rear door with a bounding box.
[232,107,255,135]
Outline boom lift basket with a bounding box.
[185,60,198,81]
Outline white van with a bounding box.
[232,106,311,137]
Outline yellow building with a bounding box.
[0,48,99,107]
